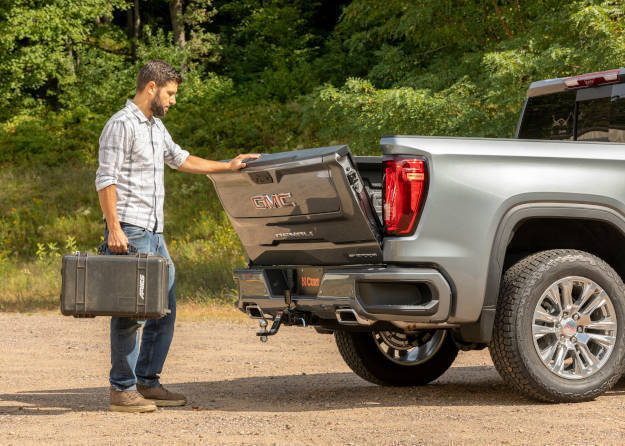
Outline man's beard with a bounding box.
[150,91,167,117]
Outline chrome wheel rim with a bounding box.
[373,329,446,366]
[532,276,617,380]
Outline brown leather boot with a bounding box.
[109,386,157,413]
[136,383,187,407]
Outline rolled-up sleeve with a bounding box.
[162,126,189,169]
[95,119,130,191]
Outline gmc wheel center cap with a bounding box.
[560,318,577,337]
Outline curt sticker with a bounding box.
[301,276,320,288]
[297,267,323,295]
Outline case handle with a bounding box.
[97,243,139,256]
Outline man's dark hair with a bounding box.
[136,60,182,91]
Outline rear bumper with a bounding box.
[234,266,453,328]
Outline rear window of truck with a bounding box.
[519,91,576,140]
[518,84,625,142]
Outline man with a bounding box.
[96,59,259,413]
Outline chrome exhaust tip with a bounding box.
[246,304,264,319]
[335,308,373,326]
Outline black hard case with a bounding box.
[60,251,171,319]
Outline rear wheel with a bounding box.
[334,329,458,386]
[490,249,625,402]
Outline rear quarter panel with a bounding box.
[380,136,625,322]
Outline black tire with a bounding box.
[489,249,625,402]
[334,329,458,386]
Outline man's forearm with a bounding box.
[98,185,121,230]
[177,155,231,174]
[178,153,261,174]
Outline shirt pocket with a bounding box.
[132,133,152,162]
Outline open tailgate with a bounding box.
[207,145,382,266]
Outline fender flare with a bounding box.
[459,202,625,345]
[485,201,625,307]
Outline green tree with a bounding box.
[309,0,625,145]
[0,0,128,118]
[213,0,349,100]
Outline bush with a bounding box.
[300,77,490,154]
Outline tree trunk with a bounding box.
[491,0,513,40]
[126,6,132,37]
[132,0,140,61]
[169,0,185,49]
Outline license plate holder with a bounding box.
[296,267,324,296]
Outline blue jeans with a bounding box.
[104,223,176,390]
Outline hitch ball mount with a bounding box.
[255,290,307,342]
[257,309,307,342]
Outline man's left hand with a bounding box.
[228,153,261,171]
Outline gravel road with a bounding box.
[2,312,625,445]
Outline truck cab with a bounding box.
[517,68,625,142]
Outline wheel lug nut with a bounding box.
[577,327,583,333]
[573,314,579,321]
[571,337,577,343]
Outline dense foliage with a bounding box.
[2,0,625,306]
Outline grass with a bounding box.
[0,257,251,318]
[176,301,251,323]
[0,254,249,321]
[0,162,248,311]
[0,298,250,324]
[0,259,63,312]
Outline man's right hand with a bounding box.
[107,226,129,253]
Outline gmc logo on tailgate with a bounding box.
[251,193,296,209]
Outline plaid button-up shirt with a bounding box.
[95,100,189,233]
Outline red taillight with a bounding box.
[383,157,427,235]
[563,69,621,88]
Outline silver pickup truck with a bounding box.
[208,69,625,403]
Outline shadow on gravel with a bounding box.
[3,367,625,415]
[0,386,109,415]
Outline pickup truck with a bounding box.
[208,68,625,403]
